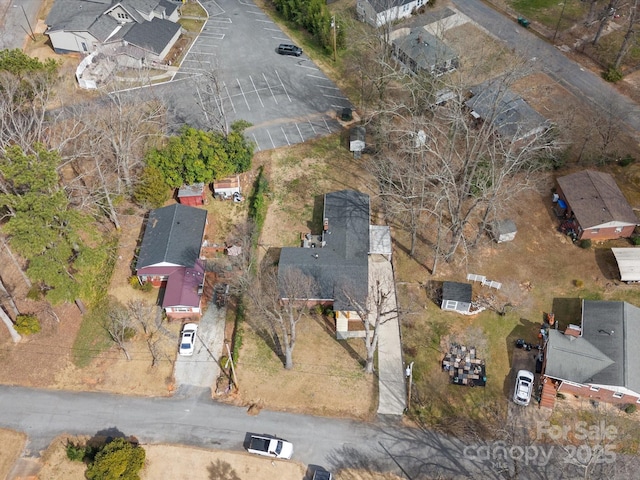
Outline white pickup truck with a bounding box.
[247,434,293,459]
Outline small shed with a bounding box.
[177,183,206,206]
[213,175,241,199]
[441,281,472,313]
[612,248,640,282]
[491,219,517,243]
[350,126,366,155]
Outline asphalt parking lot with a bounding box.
[162,0,350,150]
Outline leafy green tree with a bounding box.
[133,164,170,208]
[0,145,105,303]
[86,438,145,480]
[144,126,253,188]
[0,49,58,77]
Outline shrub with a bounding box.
[86,437,145,480]
[140,282,153,293]
[14,314,41,335]
[619,154,635,167]
[232,297,245,363]
[128,276,140,288]
[574,279,584,288]
[66,441,87,462]
[602,66,623,83]
[26,286,42,300]
[556,392,566,400]
[625,404,637,414]
[632,236,640,246]
[579,239,592,249]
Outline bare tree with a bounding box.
[127,299,167,367]
[104,299,136,360]
[593,0,622,45]
[614,0,639,69]
[370,65,558,266]
[0,306,21,343]
[192,59,232,135]
[244,265,317,370]
[341,271,396,374]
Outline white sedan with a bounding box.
[179,323,198,356]
[513,369,535,406]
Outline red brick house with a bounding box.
[556,170,638,241]
[542,300,640,408]
[135,204,208,319]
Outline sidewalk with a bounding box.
[370,256,407,416]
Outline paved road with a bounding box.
[453,0,640,138]
[0,0,40,50]
[1,385,637,478]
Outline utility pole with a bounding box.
[405,361,414,411]
[331,16,337,62]
[21,6,36,42]
[553,1,567,43]
[225,341,239,390]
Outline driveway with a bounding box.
[173,300,226,393]
[370,255,407,417]
[452,0,640,138]
[158,0,351,151]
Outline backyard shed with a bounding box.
[612,248,640,282]
[213,175,241,199]
[177,183,206,206]
[441,281,472,313]
[491,219,517,243]
[350,126,366,155]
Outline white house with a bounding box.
[356,0,428,27]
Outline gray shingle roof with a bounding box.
[46,0,114,37]
[393,29,457,70]
[556,170,638,229]
[136,204,207,270]
[442,281,472,303]
[278,190,370,310]
[123,17,180,55]
[367,0,415,14]
[545,300,640,394]
[465,80,549,141]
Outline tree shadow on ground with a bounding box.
[207,459,241,480]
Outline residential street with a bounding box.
[1,385,636,478]
[453,0,640,138]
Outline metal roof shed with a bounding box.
[612,248,640,282]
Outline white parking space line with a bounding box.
[316,85,340,90]
[236,79,250,110]
[306,74,327,79]
[272,37,290,41]
[323,118,331,133]
[263,73,278,105]
[308,119,317,135]
[207,17,232,23]
[267,130,276,149]
[274,70,291,102]
[263,28,281,32]
[296,64,319,71]
[198,34,226,40]
[331,103,348,109]
[249,76,264,108]
[182,59,213,64]
[323,93,349,100]
[295,123,304,142]
[252,133,260,151]
[255,19,273,23]
[281,127,290,145]
[223,83,236,113]
[247,11,268,15]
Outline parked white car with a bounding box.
[179,323,198,356]
[513,369,535,406]
[247,434,293,459]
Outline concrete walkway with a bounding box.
[371,256,407,416]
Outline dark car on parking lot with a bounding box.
[277,44,303,56]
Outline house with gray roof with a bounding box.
[441,281,472,314]
[465,79,551,143]
[45,0,181,62]
[543,300,640,407]
[555,170,638,241]
[278,190,391,339]
[392,28,458,77]
[136,204,208,319]
[357,0,428,27]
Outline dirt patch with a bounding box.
[0,429,26,479]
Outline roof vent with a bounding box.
[598,329,614,336]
